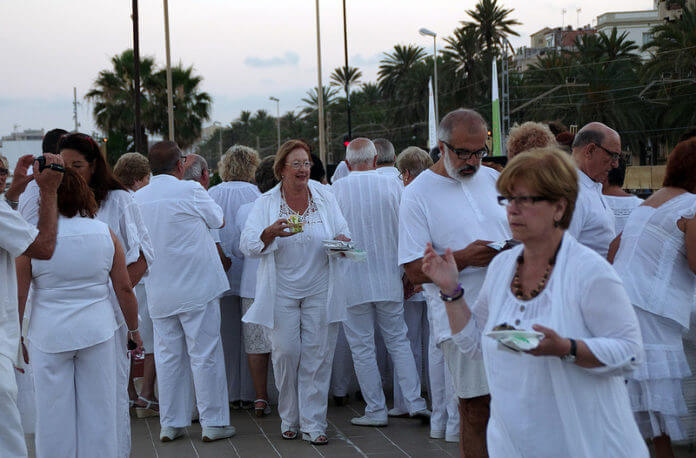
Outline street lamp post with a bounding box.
[269,97,281,152]
[213,121,222,163]
[419,27,439,126]
[163,0,175,141]
[314,0,327,166]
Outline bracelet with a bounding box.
[128,328,139,334]
[5,196,18,210]
[439,284,464,302]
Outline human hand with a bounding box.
[5,155,36,201]
[525,324,571,358]
[34,153,64,194]
[334,234,351,242]
[421,243,459,295]
[129,331,143,351]
[459,240,498,267]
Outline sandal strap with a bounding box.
[137,395,159,409]
[254,399,269,407]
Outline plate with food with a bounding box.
[321,240,355,251]
[486,323,544,352]
[287,215,304,233]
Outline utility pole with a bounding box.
[326,111,332,164]
[576,8,582,28]
[72,87,80,132]
[314,0,327,166]
[270,97,281,151]
[342,0,352,141]
[163,0,175,141]
[132,0,143,152]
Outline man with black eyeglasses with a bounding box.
[399,108,511,457]
[569,122,619,258]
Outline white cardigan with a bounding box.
[453,233,647,458]
[240,180,350,329]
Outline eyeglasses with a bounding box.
[286,161,312,170]
[0,168,8,176]
[442,141,488,161]
[592,143,621,162]
[497,195,549,207]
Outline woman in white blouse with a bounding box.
[241,140,350,445]
[421,147,647,458]
[209,145,261,411]
[16,169,142,458]
[611,138,696,458]
[58,133,154,456]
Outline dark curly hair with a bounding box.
[57,169,98,218]
[57,133,126,207]
[663,138,696,192]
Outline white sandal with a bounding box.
[302,431,328,445]
[135,395,159,418]
[254,399,271,417]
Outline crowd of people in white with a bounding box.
[0,108,695,458]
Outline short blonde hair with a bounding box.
[219,145,260,182]
[506,122,557,158]
[497,147,578,229]
[0,155,8,169]
[396,147,433,177]
[113,152,150,188]
[273,139,312,180]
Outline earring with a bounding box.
[553,219,561,228]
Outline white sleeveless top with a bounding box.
[28,216,118,353]
[613,192,696,328]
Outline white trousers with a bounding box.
[219,295,255,402]
[152,299,230,428]
[32,337,117,458]
[114,325,130,458]
[429,335,460,438]
[392,300,429,412]
[343,301,427,418]
[330,323,358,397]
[0,355,27,458]
[271,292,338,434]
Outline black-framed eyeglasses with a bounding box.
[0,167,8,176]
[592,143,621,162]
[497,195,549,207]
[442,141,489,161]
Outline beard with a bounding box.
[444,152,478,182]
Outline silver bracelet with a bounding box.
[128,328,139,334]
[5,196,18,210]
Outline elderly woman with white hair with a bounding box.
[208,145,261,410]
[241,139,350,445]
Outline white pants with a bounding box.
[220,295,255,402]
[135,284,154,353]
[330,323,358,397]
[392,300,429,412]
[343,301,427,418]
[0,355,27,458]
[429,335,460,438]
[152,299,230,428]
[271,292,338,434]
[114,325,130,458]
[32,337,117,458]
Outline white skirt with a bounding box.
[627,307,691,440]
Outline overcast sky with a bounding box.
[0,0,654,137]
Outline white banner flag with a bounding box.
[428,78,437,150]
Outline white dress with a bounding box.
[604,194,643,234]
[613,192,696,440]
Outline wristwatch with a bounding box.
[560,338,577,363]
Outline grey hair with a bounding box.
[572,126,606,150]
[373,138,395,165]
[183,154,208,181]
[346,138,377,166]
[396,146,433,177]
[437,108,487,143]
[219,145,260,182]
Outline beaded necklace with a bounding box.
[511,238,563,300]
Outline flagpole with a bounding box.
[491,60,502,156]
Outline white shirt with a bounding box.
[134,174,228,318]
[568,170,616,258]
[604,194,643,235]
[18,180,40,225]
[236,202,259,299]
[332,170,404,305]
[0,199,38,364]
[398,167,511,344]
[613,192,696,329]
[208,181,261,296]
[331,161,350,183]
[376,165,403,187]
[453,233,646,458]
[28,216,118,353]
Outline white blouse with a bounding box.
[613,192,696,329]
[236,201,259,299]
[208,181,261,296]
[28,216,118,353]
[453,233,647,458]
[604,194,643,235]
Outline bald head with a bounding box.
[346,138,377,171]
[437,109,487,144]
[183,153,210,188]
[572,122,621,182]
[149,141,184,177]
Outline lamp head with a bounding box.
[419,27,436,38]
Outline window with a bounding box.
[642,32,653,45]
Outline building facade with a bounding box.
[596,9,662,59]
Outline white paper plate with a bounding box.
[321,240,354,250]
[486,330,544,351]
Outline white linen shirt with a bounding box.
[17,180,40,225]
[0,199,38,364]
[134,174,227,319]
[330,160,350,184]
[208,181,261,296]
[28,216,118,353]
[332,170,404,306]
[240,180,350,329]
[398,167,511,345]
[453,233,647,458]
[568,170,616,257]
[376,166,403,187]
[236,201,259,299]
[604,194,643,235]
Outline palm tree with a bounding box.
[442,24,482,78]
[465,0,521,55]
[300,86,339,116]
[330,65,363,90]
[377,44,427,97]
[643,6,696,78]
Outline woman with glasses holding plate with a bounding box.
[421,147,647,457]
[240,139,350,445]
